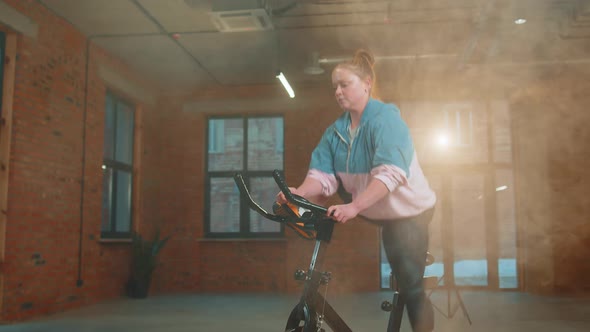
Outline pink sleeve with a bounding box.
[371,165,408,192]
[307,169,338,197]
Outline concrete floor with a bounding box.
[1,290,589,332]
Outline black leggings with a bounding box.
[382,208,435,332]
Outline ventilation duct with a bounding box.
[208,0,273,32]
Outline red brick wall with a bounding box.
[141,97,203,293]
[510,70,590,294]
[199,240,287,292]
[1,0,160,321]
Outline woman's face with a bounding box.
[331,67,370,113]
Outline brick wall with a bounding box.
[141,97,203,293]
[510,69,590,294]
[1,0,160,321]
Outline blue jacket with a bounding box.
[308,98,436,220]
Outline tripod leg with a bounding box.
[453,288,472,325]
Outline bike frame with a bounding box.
[234,170,403,332]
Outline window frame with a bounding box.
[101,91,136,239]
[204,114,285,239]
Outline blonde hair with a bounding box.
[334,49,378,98]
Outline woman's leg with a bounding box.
[382,208,434,332]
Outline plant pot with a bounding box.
[126,276,152,299]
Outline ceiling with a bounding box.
[37,0,590,94]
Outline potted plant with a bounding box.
[126,229,171,299]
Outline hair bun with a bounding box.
[354,49,375,67]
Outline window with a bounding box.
[443,104,473,147]
[205,116,284,238]
[388,101,518,290]
[208,119,225,153]
[101,92,135,238]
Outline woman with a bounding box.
[278,49,436,332]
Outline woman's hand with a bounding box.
[327,203,360,223]
[276,187,302,204]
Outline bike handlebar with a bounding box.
[271,170,328,216]
[233,172,290,223]
[233,170,329,225]
[234,170,336,242]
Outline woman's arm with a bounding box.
[327,178,389,223]
[276,176,327,205]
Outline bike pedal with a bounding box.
[294,269,307,281]
[381,300,393,312]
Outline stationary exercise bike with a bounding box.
[233,170,412,332]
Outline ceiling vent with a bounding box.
[206,0,273,32]
[209,8,273,32]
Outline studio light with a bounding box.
[276,72,295,98]
[436,133,450,148]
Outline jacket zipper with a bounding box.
[334,128,351,174]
